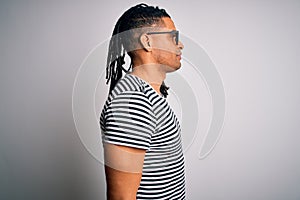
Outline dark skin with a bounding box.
[105,144,145,200]
[131,17,184,93]
[104,17,184,200]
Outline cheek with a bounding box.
[154,49,172,61]
[153,47,177,60]
[152,41,178,64]
[153,39,176,53]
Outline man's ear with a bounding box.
[139,33,152,52]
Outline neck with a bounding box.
[130,63,165,93]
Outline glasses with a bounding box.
[147,30,179,45]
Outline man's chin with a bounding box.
[166,64,181,73]
[174,62,182,70]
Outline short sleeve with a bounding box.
[102,91,156,150]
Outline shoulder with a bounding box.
[106,91,154,123]
[102,74,160,118]
[107,74,157,104]
[109,74,145,99]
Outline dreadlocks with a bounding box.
[106,3,170,97]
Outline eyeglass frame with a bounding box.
[146,30,179,45]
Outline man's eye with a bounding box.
[172,35,177,42]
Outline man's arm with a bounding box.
[104,143,146,200]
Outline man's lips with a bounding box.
[176,54,182,60]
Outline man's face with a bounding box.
[150,17,184,72]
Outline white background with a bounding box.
[1,0,300,199]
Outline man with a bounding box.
[100,3,185,199]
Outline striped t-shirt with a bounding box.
[100,73,186,199]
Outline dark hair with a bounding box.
[106,3,170,97]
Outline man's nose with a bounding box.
[178,41,184,50]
